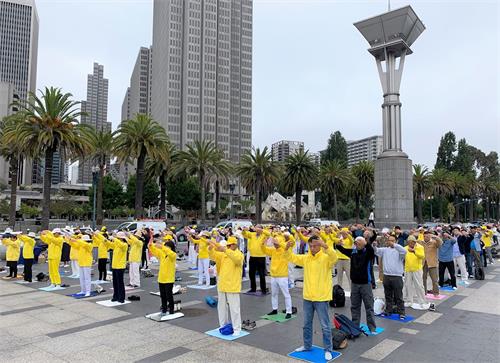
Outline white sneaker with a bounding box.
[55,285,61,288]
[325,351,333,361]
[48,284,55,288]
[452,287,457,290]
[84,293,91,297]
[404,302,412,308]
[463,280,470,285]
[295,346,311,352]
[232,331,241,337]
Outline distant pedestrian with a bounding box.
[367,210,375,227]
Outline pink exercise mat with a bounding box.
[426,293,446,300]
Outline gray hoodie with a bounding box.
[374,244,407,277]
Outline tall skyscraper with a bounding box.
[0,82,19,184]
[78,62,111,184]
[0,0,39,185]
[271,140,304,163]
[151,0,252,163]
[346,135,383,167]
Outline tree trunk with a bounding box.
[295,186,302,225]
[96,163,104,226]
[214,179,220,224]
[469,199,474,222]
[355,194,360,223]
[333,190,338,221]
[454,194,460,222]
[8,157,18,228]
[134,147,147,218]
[159,172,166,219]
[486,199,491,221]
[200,173,206,223]
[255,178,262,224]
[417,191,423,224]
[41,147,55,230]
[439,195,444,222]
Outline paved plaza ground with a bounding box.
[1,259,499,363]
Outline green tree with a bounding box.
[320,160,351,220]
[145,142,176,219]
[125,175,159,210]
[452,138,474,175]
[114,114,168,218]
[435,131,457,171]
[10,87,90,229]
[413,164,431,224]
[173,140,221,222]
[321,131,348,167]
[207,150,233,224]
[350,161,375,223]
[282,150,317,225]
[81,128,114,226]
[88,175,124,211]
[19,203,40,218]
[166,176,201,218]
[0,199,9,216]
[237,147,279,224]
[0,113,29,228]
[429,168,453,221]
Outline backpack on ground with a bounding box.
[474,266,485,280]
[334,313,367,339]
[329,284,345,308]
[331,328,348,349]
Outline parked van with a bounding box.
[215,220,253,230]
[308,219,340,227]
[115,220,167,234]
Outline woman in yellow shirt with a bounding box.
[67,234,94,296]
[188,231,211,287]
[18,232,36,282]
[105,232,129,303]
[2,232,21,279]
[149,238,177,316]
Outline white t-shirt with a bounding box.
[369,212,374,220]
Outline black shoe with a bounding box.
[399,314,406,320]
[429,303,436,312]
[371,283,376,289]
[268,310,278,315]
[111,299,117,302]
[247,289,256,293]
[285,313,292,319]
[261,290,268,295]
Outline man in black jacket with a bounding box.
[336,236,376,333]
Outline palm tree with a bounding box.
[173,140,221,222]
[145,142,176,219]
[0,113,30,228]
[413,164,430,224]
[320,160,351,221]
[350,161,375,223]
[207,149,233,224]
[114,114,168,218]
[281,150,317,224]
[81,128,114,226]
[429,168,453,221]
[11,87,89,229]
[237,147,279,224]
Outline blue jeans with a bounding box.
[303,300,332,352]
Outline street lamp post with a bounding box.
[92,166,98,230]
[229,182,236,219]
[428,196,434,221]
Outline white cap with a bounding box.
[116,232,127,239]
[52,228,62,234]
[280,226,286,231]
[28,232,36,238]
[4,228,13,234]
[81,235,91,241]
[381,228,390,234]
[355,236,365,242]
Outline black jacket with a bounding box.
[336,244,375,285]
[457,236,468,255]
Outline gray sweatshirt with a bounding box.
[374,244,407,277]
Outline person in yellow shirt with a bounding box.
[285,235,338,361]
[336,228,353,291]
[149,238,177,317]
[242,226,271,294]
[208,236,244,336]
[127,231,143,288]
[2,232,21,279]
[261,234,292,318]
[481,226,495,265]
[67,234,94,296]
[92,230,109,283]
[104,232,129,303]
[18,232,36,283]
[40,229,64,288]
[189,231,211,287]
[403,236,428,310]
[68,229,80,279]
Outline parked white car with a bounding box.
[115,220,167,234]
[215,220,253,230]
[308,219,340,227]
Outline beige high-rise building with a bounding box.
[151,0,252,163]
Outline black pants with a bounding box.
[23,258,33,282]
[7,261,17,277]
[249,256,267,293]
[98,258,108,281]
[482,249,487,267]
[369,257,376,287]
[383,275,404,315]
[159,282,174,314]
[439,261,456,287]
[141,249,148,269]
[112,269,125,303]
[367,220,375,227]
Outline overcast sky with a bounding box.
[36,0,499,168]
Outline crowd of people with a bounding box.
[1,220,498,360]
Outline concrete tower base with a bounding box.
[374,154,415,229]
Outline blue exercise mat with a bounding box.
[288,346,341,363]
[67,291,99,299]
[376,313,414,323]
[439,286,456,291]
[205,328,249,341]
[360,324,385,336]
